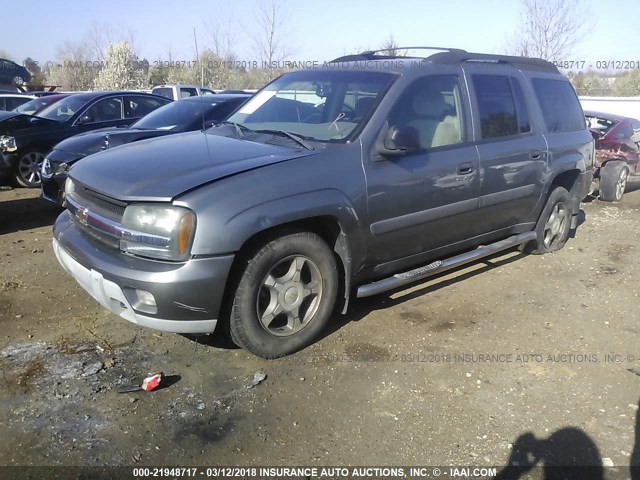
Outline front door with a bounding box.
[363,74,481,268]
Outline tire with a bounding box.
[529,186,573,255]
[13,151,44,188]
[229,231,338,359]
[12,75,25,86]
[599,161,628,202]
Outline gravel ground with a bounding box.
[0,187,639,476]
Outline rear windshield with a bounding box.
[531,78,585,133]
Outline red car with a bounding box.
[585,110,640,201]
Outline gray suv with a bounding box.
[52,48,593,358]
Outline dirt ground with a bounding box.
[1,186,639,474]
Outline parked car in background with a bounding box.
[12,94,71,116]
[585,110,640,201]
[151,84,216,100]
[28,91,66,98]
[53,48,593,358]
[0,91,170,187]
[0,93,35,111]
[0,58,32,85]
[41,93,250,204]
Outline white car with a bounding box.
[151,84,216,101]
[0,93,35,111]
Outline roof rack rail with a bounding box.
[329,47,558,73]
[329,46,467,63]
[428,51,558,72]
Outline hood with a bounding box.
[53,127,171,157]
[70,131,315,202]
[0,113,57,136]
[0,111,19,122]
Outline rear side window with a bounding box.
[180,88,198,98]
[531,78,585,133]
[472,75,518,139]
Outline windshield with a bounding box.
[13,97,58,115]
[37,96,87,122]
[131,99,217,130]
[226,70,396,142]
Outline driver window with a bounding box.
[83,98,123,123]
[388,75,464,149]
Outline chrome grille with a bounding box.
[73,186,126,222]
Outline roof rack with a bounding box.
[329,46,467,63]
[329,47,558,73]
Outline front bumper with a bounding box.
[53,211,235,334]
[40,172,66,205]
[0,152,16,179]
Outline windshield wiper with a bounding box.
[253,129,314,150]
[219,121,250,138]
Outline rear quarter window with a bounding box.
[531,78,585,133]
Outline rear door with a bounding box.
[467,71,547,232]
[529,76,593,197]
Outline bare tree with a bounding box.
[251,0,292,81]
[86,22,137,61]
[45,40,96,90]
[204,17,237,61]
[506,0,591,60]
[379,35,407,56]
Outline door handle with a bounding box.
[457,163,474,175]
[529,151,545,160]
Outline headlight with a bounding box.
[55,162,69,175]
[120,204,196,261]
[64,177,75,197]
[0,136,17,153]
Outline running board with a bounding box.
[356,231,537,298]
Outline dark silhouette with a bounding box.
[495,428,603,480]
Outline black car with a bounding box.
[41,93,249,204]
[0,58,32,86]
[0,91,171,187]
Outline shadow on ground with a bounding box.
[0,194,61,234]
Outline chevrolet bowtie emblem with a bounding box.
[76,207,89,226]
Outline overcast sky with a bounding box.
[1,0,638,67]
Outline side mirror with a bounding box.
[377,125,420,157]
[76,114,93,125]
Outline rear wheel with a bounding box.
[229,232,338,358]
[529,186,572,255]
[13,151,44,188]
[599,161,628,202]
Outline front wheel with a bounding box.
[13,151,45,188]
[599,161,628,202]
[229,232,338,358]
[529,186,573,255]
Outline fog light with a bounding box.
[135,289,156,307]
